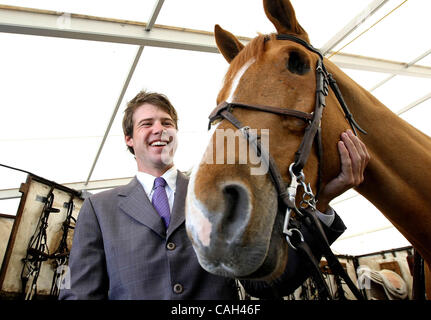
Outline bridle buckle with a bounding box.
[282,163,312,250]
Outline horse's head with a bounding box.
[186,0,348,281]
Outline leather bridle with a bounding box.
[209,34,366,220]
[208,33,367,300]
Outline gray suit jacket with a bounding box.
[59,171,238,300]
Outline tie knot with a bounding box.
[154,177,167,188]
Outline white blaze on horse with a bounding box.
[185,0,431,295]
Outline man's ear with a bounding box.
[125,135,134,148]
[214,24,244,63]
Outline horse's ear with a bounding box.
[214,24,244,63]
[263,0,309,42]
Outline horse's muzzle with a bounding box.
[186,181,270,278]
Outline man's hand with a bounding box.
[316,129,370,213]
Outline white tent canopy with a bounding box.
[1,0,430,256]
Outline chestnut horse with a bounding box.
[186,0,431,296]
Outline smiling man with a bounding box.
[59,90,239,300]
[59,90,369,300]
[124,97,178,176]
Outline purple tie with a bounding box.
[152,177,170,228]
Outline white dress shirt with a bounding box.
[315,207,335,227]
[136,166,177,212]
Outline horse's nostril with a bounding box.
[223,186,239,218]
[221,184,250,240]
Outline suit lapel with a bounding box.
[167,171,189,237]
[118,177,166,238]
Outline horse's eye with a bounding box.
[286,50,310,75]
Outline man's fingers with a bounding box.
[358,136,371,166]
[346,130,370,181]
[340,130,370,186]
[337,140,349,166]
[341,131,361,180]
[317,131,370,209]
[337,140,355,187]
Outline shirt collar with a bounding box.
[136,166,177,196]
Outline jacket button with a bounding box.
[166,242,176,250]
[173,283,183,294]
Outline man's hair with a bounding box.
[123,90,178,155]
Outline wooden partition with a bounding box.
[0,214,15,269]
[0,174,83,299]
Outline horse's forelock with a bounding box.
[222,34,273,88]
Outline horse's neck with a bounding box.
[327,60,431,263]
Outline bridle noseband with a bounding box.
[208,33,367,300]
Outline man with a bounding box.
[59,90,369,300]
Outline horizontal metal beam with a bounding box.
[1,5,431,79]
[329,52,431,78]
[0,177,133,200]
[64,177,133,192]
[0,189,22,201]
[397,91,431,115]
[370,48,431,91]
[0,5,219,53]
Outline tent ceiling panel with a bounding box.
[340,68,392,91]
[0,33,138,140]
[331,194,411,255]
[332,0,431,63]
[291,0,383,50]
[90,45,229,181]
[0,137,101,188]
[0,166,28,194]
[0,0,158,23]
[331,227,411,256]
[119,46,228,134]
[400,99,431,137]
[157,0,274,38]
[89,133,137,182]
[371,75,431,113]
[0,198,20,214]
[157,0,377,50]
[333,196,394,237]
[420,54,431,67]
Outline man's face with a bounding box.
[125,103,177,173]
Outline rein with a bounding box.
[209,33,367,300]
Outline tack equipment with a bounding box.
[208,33,366,300]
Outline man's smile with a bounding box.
[150,140,169,147]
